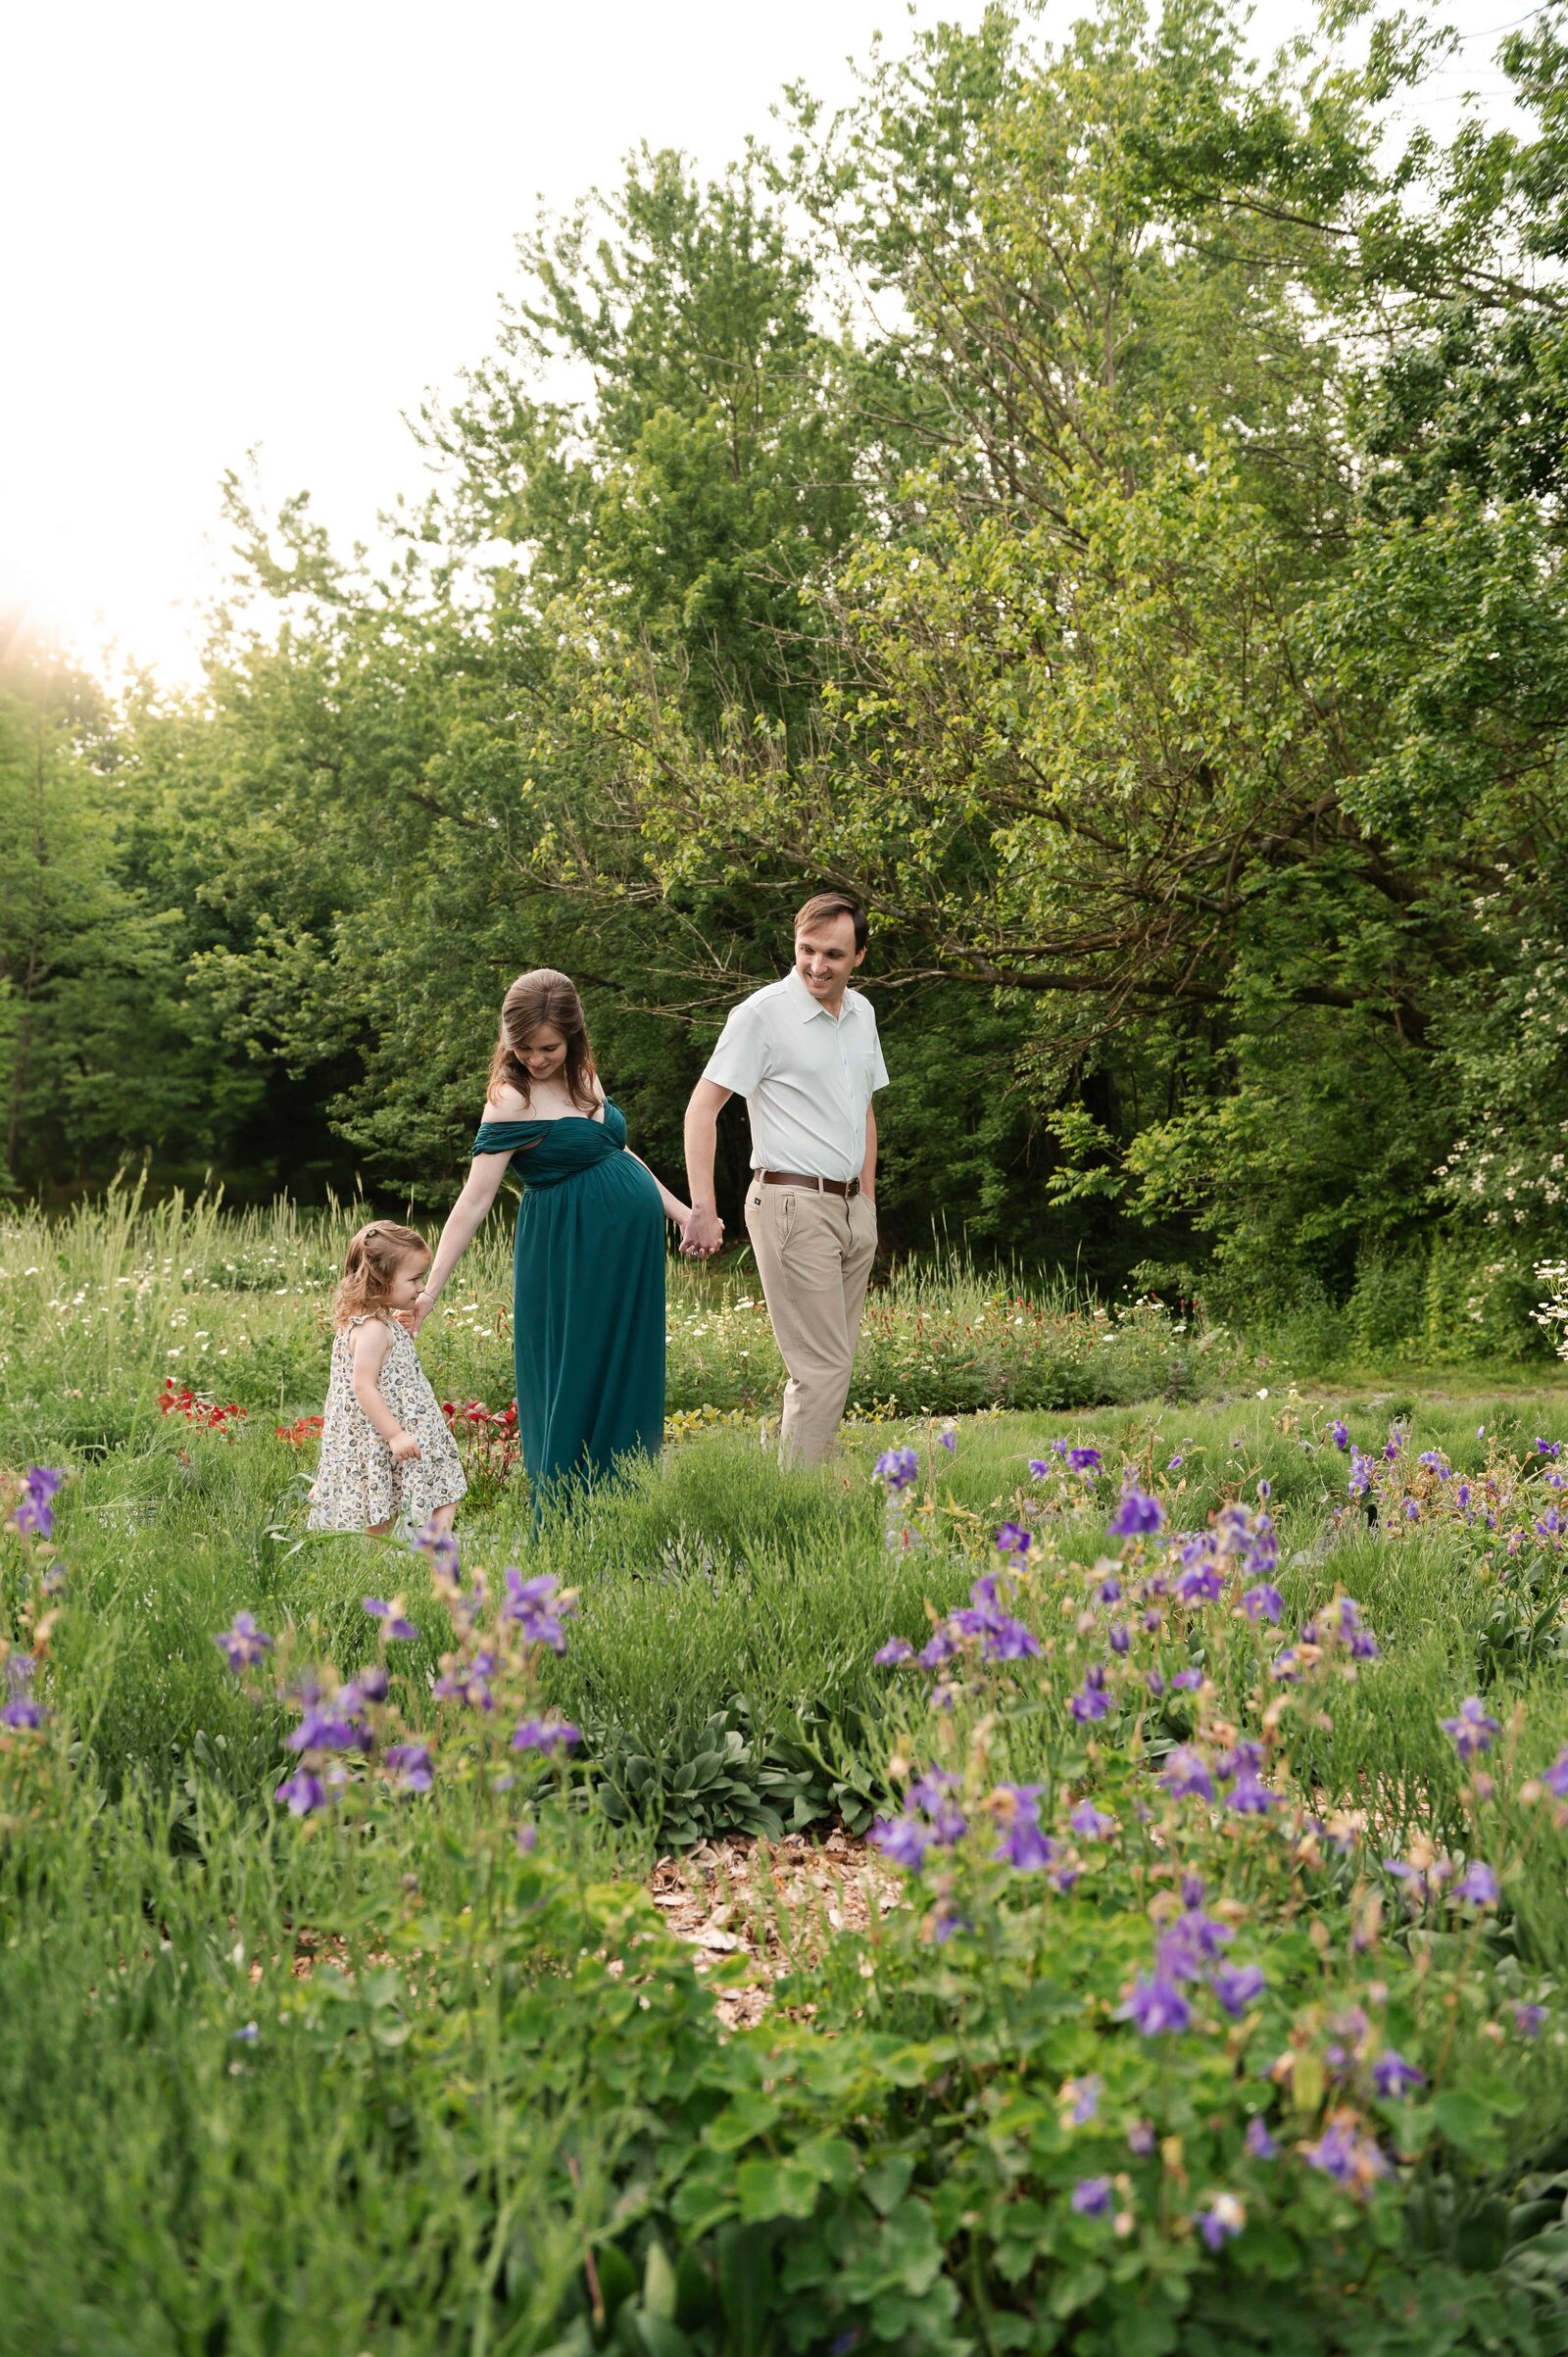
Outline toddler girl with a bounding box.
[307,1221,466,1537]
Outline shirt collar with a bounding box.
[784,967,858,1025]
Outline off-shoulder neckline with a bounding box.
[476,1103,614,1130]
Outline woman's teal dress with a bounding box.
[472,1104,665,1498]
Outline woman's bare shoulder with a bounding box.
[481,1083,533,1122]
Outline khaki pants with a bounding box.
[745,1178,878,1467]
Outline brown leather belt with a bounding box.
[756,1168,860,1199]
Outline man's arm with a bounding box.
[860,1103,878,1203]
[682,1078,732,1255]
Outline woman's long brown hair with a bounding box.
[487,969,600,1114]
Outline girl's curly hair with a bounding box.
[332,1221,429,1329]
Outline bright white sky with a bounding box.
[1,0,1535,685]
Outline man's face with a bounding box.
[794,914,864,1003]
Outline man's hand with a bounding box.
[681,1205,724,1258]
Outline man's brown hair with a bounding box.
[794,891,867,955]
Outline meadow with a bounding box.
[5,1198,1568,2355]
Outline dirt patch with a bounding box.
[649,1828,902,2029]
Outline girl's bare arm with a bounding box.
[348,1322,418,1458]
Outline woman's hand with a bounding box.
[389,1430,422,1464]
[397,1289,434,1336]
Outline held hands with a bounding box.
[397,1290,434,1336]
[389,1430,422,1465]
[680,1204,724,1259]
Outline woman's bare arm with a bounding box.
[405,1150,513,1335]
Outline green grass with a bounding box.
[6,1198,1568,2352]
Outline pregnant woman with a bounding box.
[407,970,693,1501]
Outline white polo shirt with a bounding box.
[704,968,889,1184]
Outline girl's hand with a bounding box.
[389,1431,422,1464]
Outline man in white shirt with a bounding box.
[682,893,888,1466]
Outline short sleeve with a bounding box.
[702,995,771,1099]
[861,1003,890,1092]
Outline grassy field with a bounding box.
[5,1199,1568,2354]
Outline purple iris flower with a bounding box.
[0,1694,46,1730]
[1098,1576,1122,1603]
[1329,1420,1349,1450]
[1028,1458,1054,1479]
[1454,1860,1498,1904]
[1537,1438,1563,1458]
[993,1784,1056,1871]
[995,1522,1032,1555]
[1544,1747,1568,1798]
[1119,1970,1193,2036]
[1228,1766,1277,1815]
[870,1813,930,1871]
[288,1690,371,1753]
[1127,2120,1156,2156]
[1195,2198,1245,2250]
[1109,1486,1164,1539]
[917,1626,957,1669]
[1302,2122,1387,2185]
[873,1638,914,1666]
[1244,2116,1279,2161]
[1070,1664,1112,1722]
[383,1742,434,1794]
[501,1569,574,1652]
[357,1663,390,1702]
[1108,1621,1131,1654]
[1069,1799,1117,1841]
[1403,1498,1421,1522]
[1440,1696,1500,1760]
[1210,1962,1265,2017]
[213,1611,272,1674]
[1169,1667,1203,1692]
[1175,1563,1225,1605]
[1071,2176,1113,2218]
[982,1614,1041,1661]
[1160,1747,1215,1802]
[511,1718,582,1753]
[14,1466,66,1539]
[274,1767,327,1815]
[1068,1447,1103,1473]
[362,1597,418,1641]
[1371,2050,1425,2098]
[873,1447,920,1492]
[1537,1510,1565,1538]
[1241,1584,1283,1624]
[1064,2074,1102,2125]
[937,1424,957,1454]
[1348,1451,1374,1498]
[1513,2003,1547,2038]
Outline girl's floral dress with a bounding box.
[308,1313,466,1533]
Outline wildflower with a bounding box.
[1119,1969,1193,2037]
[1228,1764,1277,1815]
[213,1611,272,1673]
[1109,1486,1164,1539]
[0,1694,46,1730]
[1244,2116,1279,2161]
[1069,1799,1117,1841]
[1512,2004,1547,2038]
[14,1467,66,1540]
[288,1689,371,1753]
[1195,2193,1246,2250]
[995,1521,1032,1555]
[1071,2176,1113,2218]
[1348,1450,1374,1498]
[1127,2120,1156,2157]
[1068,1447,1103,1473]
[383,1742,434,1794]
[1440,1696,1500,1760]
[1028,1458,1054,1479]
[1160,1748,1215,1803]
[917,1626,957,1669]
[873,1638,914,1666]
[982,1614,1041,1662]
[1536,1438,1563,1458]
[362,1597,418,1641]
[1061,2074,1102,2126]
[910,1769,967,1846]
[1241,1584,1283,1624]
[1301,2115,1390,2191]
[993,1784,1056,1871]
[937,1422,957,1454]
[870,1813,930,1872]
[1175,1562,1224,1605]
[1453,1860,1499,1905]
[1108,1621,1131,1655]
[511,1718,582,1753]
[1403,1498,1421,1522]
[1166,1454,1184,1471]
[1098,1575,1122,1603]
[357,1663,390,1703]
[1329,1420,1350,1450]
[501,1569,574,1652]
[1370,2050,1425,2098]
[273,1767,327,1815]
[1542,1747,1568,1798]
[1210,1963,1265,2018]
[874,1447,919,1493]
[410,1522,461,1578]
[1070,1664,1112,1723]
[1537,1510,1565,1538]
